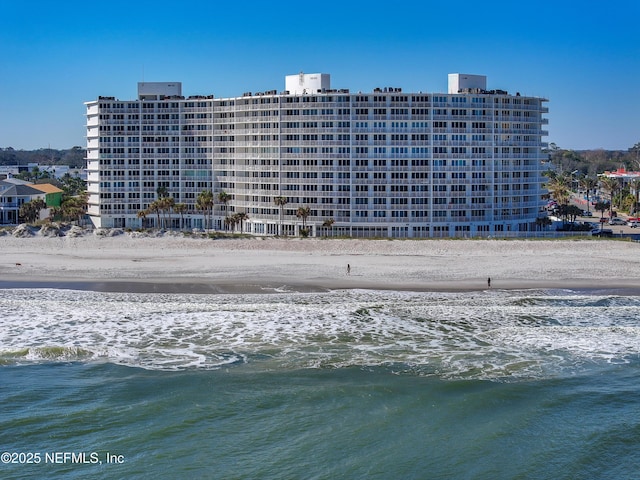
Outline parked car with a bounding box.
[592,229,613,237]
[609,218,627,226]
[582,210,593,217]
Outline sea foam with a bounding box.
[1,288,639,379]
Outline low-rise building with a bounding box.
[0,181,47,225]
[30,183,63,208]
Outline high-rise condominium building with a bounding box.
[85,73,548,237]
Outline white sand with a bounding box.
[1,233,639,292]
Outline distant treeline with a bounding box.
[542,142,640,177]
[0,147,85,169]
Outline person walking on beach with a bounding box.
[347,264,351,276]
[487,277,491,288]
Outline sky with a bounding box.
[0,0,638,151]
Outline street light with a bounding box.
[569,170,580,200]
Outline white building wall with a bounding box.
[137,82,182,99]
[87,73,548,237]
[285,73,331,94]
[448,73,487,93]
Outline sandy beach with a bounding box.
[1,230,639,293]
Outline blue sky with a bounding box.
[1,0,638,151]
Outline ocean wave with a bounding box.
[1,288,639,379]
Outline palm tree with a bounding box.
[535,216,552,231]
[296,206,311,236]
[224,215,234,232]
[322,217,335,237]
[565,205,583,223]
[156,185,169,199]
[49,205,62,222]
[148,200,161,229]
[545,172,571,207]
[19,198,46,223]
[599,177,620,217]
[162,196,175,230]
[137,209,149,229]
[218,191,231,227]
[30,166,41,182]
[28,166,50,182]
[155,186,171,229]
[61,195,87,225]
[235,212,249,233]
[629,179,640,216]
[273,196,288,236]
[579,177,597,213]
[60,172,86,197]
[594,201,609,230]
[196,190,214,230]
[174,203,187,230]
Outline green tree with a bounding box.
[196,190,214,230]
[578,176,597,213]
[235,212,249,233]
[160,196,175,230]
[322,218,335,237]
[545,172,571,209]
[535,216,552,231]
[174,203,187,230]
[148,200,161,229]
[599,177,620,216]
[296,206,311,236]
[137,209,149,229]
[19,198,46,223]
[217,191,231,228]
[563,205,583,223]
[224,215,235,232]
[594,201,610,230]
[59,173,86,197]
[156,185,169,199]
[273,196,288,236]
[60,194,88,224]
[621,192,637,214]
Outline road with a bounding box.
[571,195,639,235]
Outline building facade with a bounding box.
[0,179,59,225]
[85,73,548,237]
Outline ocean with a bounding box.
[1,287,639,479]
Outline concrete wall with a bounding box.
[285,73,330,94]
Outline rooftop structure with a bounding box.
[448,74,487,94]
[285,72,331,95]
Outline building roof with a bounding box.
[0,184,45,197]
[30,183,64,194]
[2,177,31,185]
[600,167,640,179]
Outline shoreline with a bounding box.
[1,278,640,296]
[1,235,639,295]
